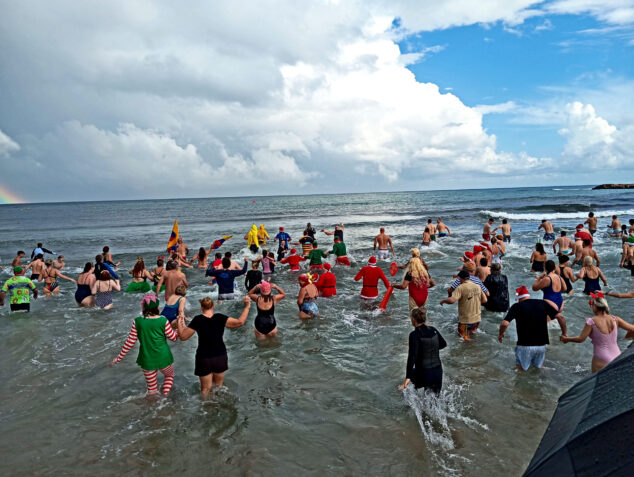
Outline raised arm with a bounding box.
[272,284,286,302]
[111,280,122,291]
[247,285,261,302]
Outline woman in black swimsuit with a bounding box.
[247,281,286,338]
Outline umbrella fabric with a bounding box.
[524,343,634,476]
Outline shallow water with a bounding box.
[1,186,633,475]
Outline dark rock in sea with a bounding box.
[592,184,634,190]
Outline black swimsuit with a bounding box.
[255,299,276,335]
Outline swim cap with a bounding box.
[13,266,23,274]
[368,256,377,265]
[323,263,331,271]
[260,281,271,295]
[141,293,160,311]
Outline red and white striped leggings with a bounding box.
[142,364,175,395]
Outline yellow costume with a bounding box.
[247,224,259,248]
[258,224,270,244]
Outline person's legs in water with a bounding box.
[142,369,160,395]
[160,364,174,395]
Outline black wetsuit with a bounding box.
[245,270,263,293]
[406,325,446,393]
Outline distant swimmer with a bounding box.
[190,247,210,269]
[177,296,250,396]
[0,266,38,312]
[530,243,548,273]
[585,212,598,236]
[156,260,188,301]
[112,293,178,396]
[102,246,120,268]
[248,281,286,338]
[206,257,247,301]
[151,257,165,292]
[30,242,56,261]
[538,219,555,241]
[175,237,189,262]
[374,228,395,260]
[274,227,291,260]
[493,219,512,243]
[421,227,432,246]
[494,235,506,257]
[426,219,437,241]
[557,255,577,295]
[574,224,593,244]
[75,263,96,307]
[42,259,76,296]
[52,255,65,270]
[314,263,337,297]
[215,252,242,271]
[257,250,276,275]
[297,274,319,318]
[308,242,329,270]
[125,258,153,293]
[329,237,350,266]
[553,231,572,256]
[608,215,622,237]
[577,256,607,295]
[92,270,121,310]
[280,248,307,271]
[258,224,270,244]
[322,223,344,242]
[440,270,487,342]
[572,239,600,267]
[482,217,494,241]
[245,224,260,253]
[392,249,434,311]
[354,256,390,299]
[304,223,316,239]
[490,236,502,264]
[398,307,446,394]
[436,219,451,237]
[12,251,25,268]
[24,254,45,282]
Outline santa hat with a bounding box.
[463,251,474,261]
[290,248,297,254]
[515,286,530,300]
[473,245,483,253]
[368,256,377,265]
[479,242,492,252]
[298,274,310,285]
[576,224,583,229]
[323,263,331,271]
[279,226,284,231]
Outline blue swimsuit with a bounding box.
[542,276,563,310]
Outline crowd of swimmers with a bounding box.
[2,213,634,398]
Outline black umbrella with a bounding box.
[524,342,634,476]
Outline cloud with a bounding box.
[0,129,20,157]
[474,101,517,115]
[546,1,634,26]
[559,101,634,169]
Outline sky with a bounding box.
[1,0,633,203]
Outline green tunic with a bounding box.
[308,248,327,265]
[125,281,151,293]
[330,242,347,257]
[134,316,174,370]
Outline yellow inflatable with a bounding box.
[258,224,270,244]
[246,224,259,247]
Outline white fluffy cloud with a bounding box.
[0,1,631,201]
[559,101,634,169]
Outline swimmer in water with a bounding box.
[532,260,567,312]
[538,219,555,242]
[482,218,494,241]
[398,307,446,394]
[24,254,45,282]
[374,227,395,260]
[530,243,547,273]
[426,219,437,241]
[190,247,210,269]
[354,256,390,300]
[52,255,65,270]
[436,219,451,237]
[553,231,572,256]
[42,258,76,296]
[493,219,512,243]
[248,281,286,338]
[421,227,431,246]
[297,274,319,318]
[12,251,25,268]
[280,248,307,271]
[585,212,598,236]
[102,246,120,268]
[112,293,178,396]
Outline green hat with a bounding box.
[13,266,23,274]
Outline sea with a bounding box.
[1,185,633,476]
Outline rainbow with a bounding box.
[0,184,24,204]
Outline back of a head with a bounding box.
[502,219,508,224]
[583,256,594,267]
[175,285,187,296]
[36,253,44,260]
[199,297,214,311]
[157,258,164,267]
[17,250,24,256]
[593,296,610,314]
[480,258,487,266]
[583,238,591,246]
[225,251,232,258]
[380,227,385,233]
[100,270,111,281]
[491,263,502,275]
[83,262,93,273]
[558,254,569,265]
[103,246,109,253]
[37,242,43,247]
[545,260,556,273]
[561,231,566,236]
[411,307,427,325]
[166,260,177,271]
[95,254,103,263]
[215,253,222,259]
[427,219,432,224]
[589,212,594,217]
[536,243,545,253]
[45,259,53,267]
[222,257,231,269]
